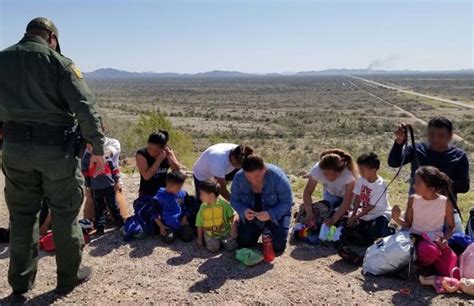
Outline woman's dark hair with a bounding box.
[242,154,265,172]
[416,166,461,217]
[165,170,186,185]
[357,152,380,170]
[428,117,453,133]
[198,179,221,197]
[230,144,255,164]
[147,130,169,147]
[319,149,358,176]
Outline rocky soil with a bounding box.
[0,173,471,305]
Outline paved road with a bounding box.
[350,76,474,109]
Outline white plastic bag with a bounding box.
[362,231,414,276]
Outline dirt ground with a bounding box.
[0,173,471,305]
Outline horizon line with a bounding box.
[85,67,474,75]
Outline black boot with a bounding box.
[55,266,92,295]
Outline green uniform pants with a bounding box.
[2,141,84,292]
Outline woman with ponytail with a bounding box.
[136,130,182,197]
[193,143,254,202]
[392,166,457,277]
[303,149,357,227]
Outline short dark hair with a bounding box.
[428,117,453,133]
[26,27,51,41]
[198,179,220,197]
[147,130,169,147]
[165,171,186,185]
[242,155,265,172]
[356,152,380,170]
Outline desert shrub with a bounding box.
[121,112,196,168]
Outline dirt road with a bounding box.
[346,79,470,144]
[350,76,474,109]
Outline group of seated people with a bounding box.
[128,138,292,253]
[3,116,469,285]
[112,115,470,270]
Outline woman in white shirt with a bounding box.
[193,143,254,202]
[303,149,357,227]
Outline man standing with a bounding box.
[388,117,470,233]
[0,18,105,297]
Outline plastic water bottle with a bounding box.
[262,229,275,262]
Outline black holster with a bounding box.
[64,125,86,158]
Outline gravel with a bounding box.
[0,173,471,304]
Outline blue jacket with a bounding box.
[231,164,293,225]
[151,188,189,230]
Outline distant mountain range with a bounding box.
[85,68,473,79]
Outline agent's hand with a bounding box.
[180,216,189,226]
[85,187,92,198]
[114,182,122,192]
[394,123,407,145]
[244,209,255,221]
[392,205,401,220]
[255,211,271,222]
[90,155,106,177]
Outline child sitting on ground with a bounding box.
[392,166,457,277]
[195,180,238,252]
[82,144,124,235]
[344,153,394,246]
[152,171,195,244]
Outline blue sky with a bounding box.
[0,0,472,73]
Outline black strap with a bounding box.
[407,125,420,168]
[370,124,417,208]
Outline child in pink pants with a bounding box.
[417,234,458,277]
[392,166,458,277]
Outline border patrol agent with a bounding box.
[0,17,106,298]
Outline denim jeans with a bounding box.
[237,214,291,253]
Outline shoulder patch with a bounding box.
[70,64,84,79]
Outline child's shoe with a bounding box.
[163,230,175,244]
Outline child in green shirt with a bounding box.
[196,180,238,252]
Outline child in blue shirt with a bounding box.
[152,171,195,243]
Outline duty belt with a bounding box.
[3,122,72,146]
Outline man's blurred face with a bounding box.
[427,127,452,152]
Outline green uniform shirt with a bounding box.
[195,198,235,238]
[0,35,104,155]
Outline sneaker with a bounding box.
[55,266,92,294]
[78,219,94,232]
[163,231,175,244]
